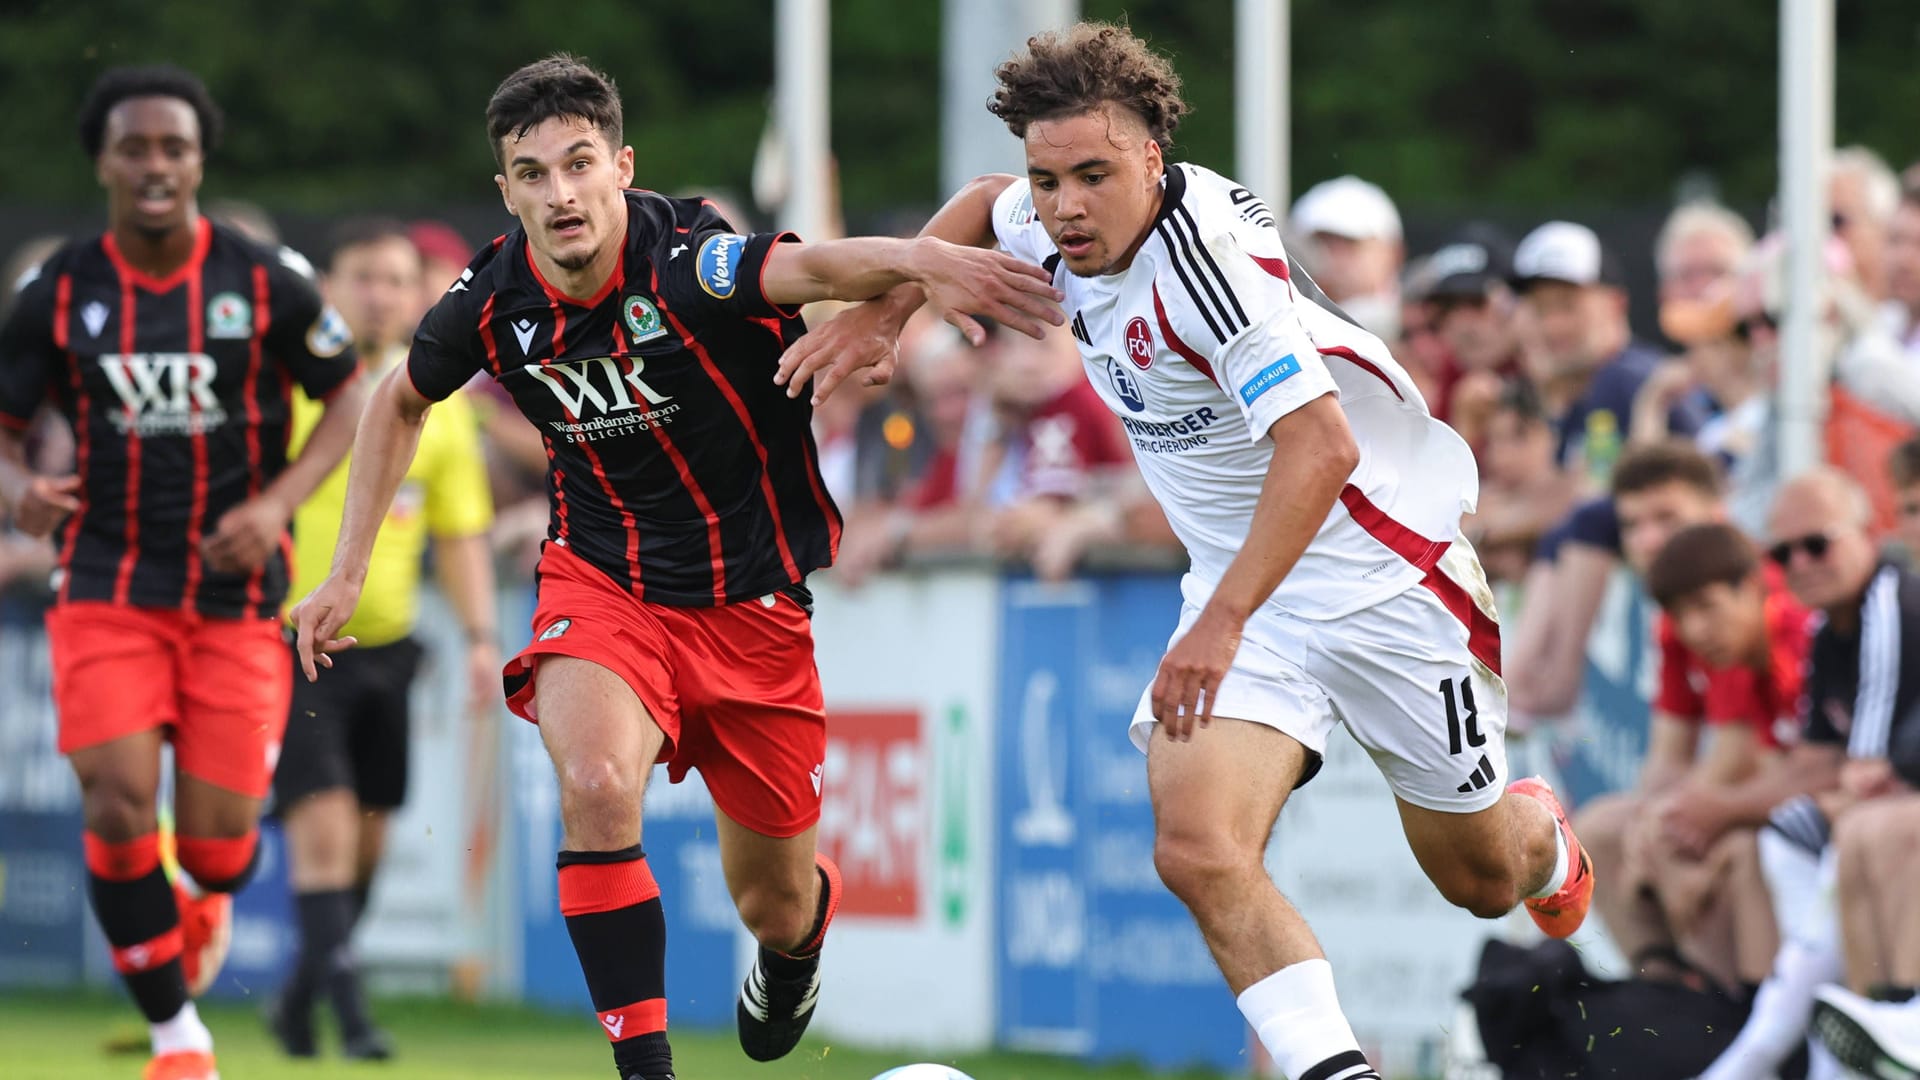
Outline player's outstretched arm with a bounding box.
[774,173,1023,403]
[289,367,432,681]
[1152,396,1361,739]
[760,232,1061,344]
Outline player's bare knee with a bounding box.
[734,880,815,952]
[1153,828,1258,910]
[1433,862,1523,920]
[556,754,642,831]
[79,783,159,842]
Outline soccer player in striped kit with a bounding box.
[0,65,367,1080]
[290,54,1062,1080]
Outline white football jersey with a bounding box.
[991,164,1479,620]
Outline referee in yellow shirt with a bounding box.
[267,220,496,1060]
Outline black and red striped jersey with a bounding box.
[0,218,361,619]
[408,190,840,607]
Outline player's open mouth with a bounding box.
[550,215,587,237]
[1057,233,1095,257]
[135,182,177,216]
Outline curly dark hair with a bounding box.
[988,22,1189,149]
[78,65,223,159]
[487,54,623,167]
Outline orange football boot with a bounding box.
[1508,776,1594,939]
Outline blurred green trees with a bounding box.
[2,0,1914,216]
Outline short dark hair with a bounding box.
[324,217,420,274]
[78,64,223,158]
[1890,435,1920,488]
[486,54,623,167]
[1611,439,1722,499]
[989,22,1190,150]
[1645,521,1759,610]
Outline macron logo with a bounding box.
[1238,354,1301,406]
[600,1013,625,1039]
[512,318,538,354]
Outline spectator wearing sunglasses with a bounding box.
[1692,469,1919,1079]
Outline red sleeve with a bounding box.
[1653,615,1704,720]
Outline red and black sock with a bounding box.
[762,853,841,981]
[558,846,671,1080]
[84,832,188,1024]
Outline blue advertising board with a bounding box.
[996,573,1243,1072]
[1551,573,1657,808]
[0,606,88,989]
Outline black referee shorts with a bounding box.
[273,637,424,812]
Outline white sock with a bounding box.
[1529,817,1569,899]
[1698,941,1844,1080]
[1236,959,1378,1080]
[150,1000,213,1056]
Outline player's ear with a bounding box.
[1144,137,1164,183]
[616,145,635,189]
[495,173,517,218]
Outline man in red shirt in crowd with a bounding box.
[1583,522,1815,993]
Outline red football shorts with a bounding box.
[505,542,827,839]
[46,602,291,799]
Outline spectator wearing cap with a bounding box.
[1879,186,1920,360]
[1290,175,1403,340]
[1424,224,1523,448]
[1513,220,1702,491]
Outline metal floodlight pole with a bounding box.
[776,0,831,239]
[1778,0,1834,476]
[1235,0,1289,212]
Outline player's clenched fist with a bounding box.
[289,573,363,682]
[1150,605,1244,740]
[906,237,1064,345]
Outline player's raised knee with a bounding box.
[734,880,816,952]
[1430,862,1524,920]
[79,784,160,842]
[1153,829,1256,909]
[556,753,642,808]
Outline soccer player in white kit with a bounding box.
[779,23,1595,1079]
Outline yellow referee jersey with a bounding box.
[286,347,494,646]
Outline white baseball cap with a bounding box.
[1290,176,1402,242]
[1512,221,1624,290]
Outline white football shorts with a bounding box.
[1130,538,1508,813]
